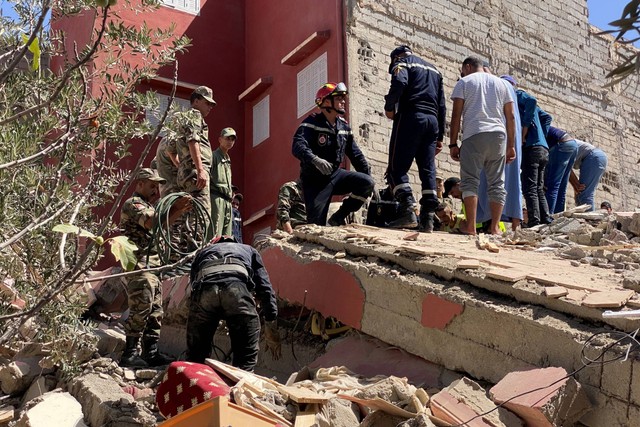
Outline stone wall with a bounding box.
[345,0,640,210]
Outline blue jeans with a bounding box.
[577,149,608,211]
[545,140,578,214]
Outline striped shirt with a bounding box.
[451,73,514,140]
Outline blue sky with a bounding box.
[0,1,633,33]
[587,0,631,31]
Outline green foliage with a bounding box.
[0,0,189,368]
[599,0,640,86]
[108,235,138,271]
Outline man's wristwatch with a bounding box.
[449,144,458,148]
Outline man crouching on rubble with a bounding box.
[186,236,281,371]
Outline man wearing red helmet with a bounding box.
[292,82,374,226]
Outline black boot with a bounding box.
[120,336,148,368]
[328,206,350,226]
[419,211,435,233]
[388,195,418,229]
[142,338,175,367]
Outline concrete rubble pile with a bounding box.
[0,323,165,427]
[202,358,591,427]
[499,205,640,275]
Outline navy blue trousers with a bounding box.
[386,111,439,212]
[302,168,374,225]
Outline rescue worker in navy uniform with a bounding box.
[186,236,281,372]
[292,82,375,226]
[384,45,446,231]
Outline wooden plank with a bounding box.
[526,273,601,292]
[338,394,452,426]
[205,358,281,390]
[249,397,293,427]
[582,290,635,308]
[544,286,568,298]
[277,385,329,404]
[294,411,317,427]
[456,259,481,269]
[485,268,527,282]
[457,255,515,269]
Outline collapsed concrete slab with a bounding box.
[259,225,640,426]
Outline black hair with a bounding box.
[462,56,483,68]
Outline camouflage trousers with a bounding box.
[177,167,212,250]
[124,269,163,339]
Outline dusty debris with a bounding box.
[15,391,87,427]
[489,367,591,427]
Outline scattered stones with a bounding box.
[135,369,158,381]
[15,391,87,427]
[559,246,587,260]
[69,373,155,427]
[627,212,640,235]
[94,328,125,356]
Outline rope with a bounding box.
[147,192,213,275]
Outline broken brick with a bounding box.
[489,367,591,427]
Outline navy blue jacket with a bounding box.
[190,242,277,321]
[292,112,370,180]
[384,54,447,141]
[546,126,568,149]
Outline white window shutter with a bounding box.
[253,95,270,147]
[297,52,327,118]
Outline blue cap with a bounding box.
[500,75,517,86]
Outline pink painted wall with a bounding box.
[261,246,364,329]
[52,1,349,249]
[241,0,345,242]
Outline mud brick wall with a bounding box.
[344,0,640,210]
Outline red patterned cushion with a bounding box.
[157,361,231,418]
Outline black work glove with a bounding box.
[311,156,333,175]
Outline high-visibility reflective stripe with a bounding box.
[348,194,368,203]
[299,123,334,133]
[394,62,441,75]
[421,189,438,195]
[392,183,412,195]
[298,123,352,136]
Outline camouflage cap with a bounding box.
[193,86,216,106]
[220,127,236,138]
[137,168,166,184]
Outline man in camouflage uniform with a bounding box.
[210,127,236,236]
[173,86,216,245]
[276,180,306,233]
[119,168,191,367]
[155,138,180,197]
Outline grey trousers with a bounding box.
[459,131,507,205]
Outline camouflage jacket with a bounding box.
[171,108,213,170]
[120,192,156,260]
[155,138,178,183]
[276,181,307,229]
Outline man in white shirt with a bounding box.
[449,57,516,235]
